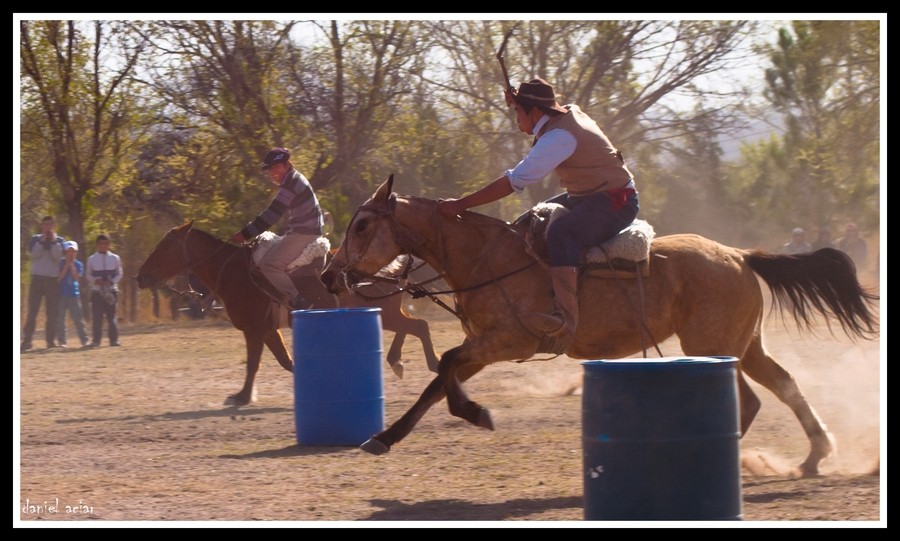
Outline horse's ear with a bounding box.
[174,220,193,232]
[373,174,395,204]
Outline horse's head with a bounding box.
[322,175,413,294]
[136,221,196,289]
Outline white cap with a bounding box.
[64,240,78,251]
[792,228,804,235]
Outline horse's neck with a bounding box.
[401,198,525,290]
[186,231,242,293]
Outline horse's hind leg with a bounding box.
[385,332,407,379]
[408,316,440,374]
[264,329,293,373]
[225,331,266,407]
[741,335,836,477]
[382,308,440,374]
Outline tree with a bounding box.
[139,20,430,235]
[421,20,758,221]
[20,20,151,247]
[730,20,880,241]
[287,20,429,198]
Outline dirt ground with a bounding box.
[17,304,883,526]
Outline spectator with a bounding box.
[21,216,67,351]
[783,227,812,255]
[838,223,868,274]
[85,234,123,347]
[57,240,89,348]
[811,225,835,251]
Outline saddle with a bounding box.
[518,202,655,278]
[251,232,331,276]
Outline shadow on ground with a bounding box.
[55,406,292,424]
[219,444,351,459]
[364,495,583,521]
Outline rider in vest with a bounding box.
[230,147,325,310]
[437,78,639,343]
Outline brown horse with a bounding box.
[320,175,879,476]
[136,220,439,406]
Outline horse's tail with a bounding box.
[744,247,879,340]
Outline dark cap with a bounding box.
[512,78,568,114]
[261,147,291,170]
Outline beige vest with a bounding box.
[536,105,634,194]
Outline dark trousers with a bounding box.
[21,276,61,348]
[547,190,640,267]
[91,290,119,345]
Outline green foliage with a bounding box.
[729,20,880,244]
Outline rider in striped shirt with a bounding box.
[231,147,324,309]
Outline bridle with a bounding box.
[152,225,239,315]
[336,193,539,326]
[338,193,428,293]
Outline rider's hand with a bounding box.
[230,232,245,244]
[437,199,465,219]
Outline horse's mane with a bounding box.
[175,223,235,248]
[397,194,514,229]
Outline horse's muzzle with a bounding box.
[320,269,341,294]
[136,272,153,290]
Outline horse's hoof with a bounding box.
[476,408,495,431]
[224,395,249,408]
[426,358,440,374]
[360,437,390,455]
[798,462,820,478]
[390,361,404,379]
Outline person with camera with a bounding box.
[85,234,123,347]
[21,216,67,351]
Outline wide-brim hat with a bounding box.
[512,78,568,114]
[261,147,291,170]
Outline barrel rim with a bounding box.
[292,307,383,315]
[582,356,738,371]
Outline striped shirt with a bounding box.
[240,168,324,238]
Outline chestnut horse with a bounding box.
[320,175,879,476]
[136,220,439,406]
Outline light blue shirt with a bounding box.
[505,115,577,193]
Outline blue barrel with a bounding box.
[581,356,742,520]
[292,308,384,446]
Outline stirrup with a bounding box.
[546,309,576,339]
[523,310,569,338]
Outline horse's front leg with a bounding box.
[225,331,266,407]
[441,348,493,430]
[360,345,485,455]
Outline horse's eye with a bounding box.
[355,219,368,234]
